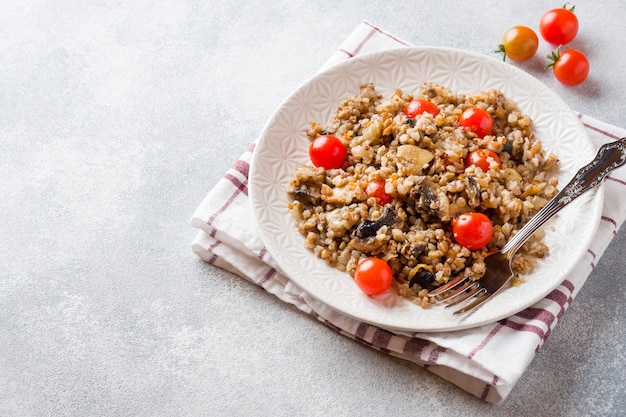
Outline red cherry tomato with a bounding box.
[459,108,493,138]
[547,48,589,86]
[497,26,539,62]
[354,258,393,296]
[365,180,393,205]
[309,135,346,169]
[465,149,501,172]
[539,6,579,45]
[403,99,439,118]
[452,213,493,250]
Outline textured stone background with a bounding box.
[1,1,624,416]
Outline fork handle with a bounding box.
[502,137,626,255]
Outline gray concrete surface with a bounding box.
[1,1,624,416]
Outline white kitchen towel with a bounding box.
[191,21,626,403]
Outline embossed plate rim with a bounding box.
[248,46,603,332]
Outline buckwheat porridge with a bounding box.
[286,82,559,307]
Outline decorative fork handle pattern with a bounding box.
[502,137,626,255]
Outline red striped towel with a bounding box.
[191,21,626,403]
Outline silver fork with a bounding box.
[428,137,626,315]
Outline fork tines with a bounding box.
[428,276,490,315]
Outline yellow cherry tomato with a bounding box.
[496,26,539,62]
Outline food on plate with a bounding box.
[459,107,493,138]
[465,149,502,171]
[309,134,347,169]
[496,26,539,62]
[539,4,579,45]
[546,47,589,86]
[404,99,440,118]
[286,83,559,307]
[354,257,393,296]
[451,212,494,251]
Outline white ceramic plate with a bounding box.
[249,46,602,333]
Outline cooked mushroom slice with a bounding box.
[290,164,326,185]
[407,264,436,289]
[414,179,451,221]
[354,207,397,239]
[351,236,386,252]
[397,145,434,175]
[351,208,398,253]
[287,184,322,205]
[325,206,361,238]
[287,164,325,205]
[320,184,360,205]
[409,242,427,259]
[502,139,513,155]
[465,176,481,208]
